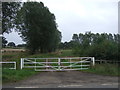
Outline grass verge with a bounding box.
[83,63,119,76]
[2,69,37,84]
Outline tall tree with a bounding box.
[2,2,21,34]
[16,2,61,54]
[72,34,79,42]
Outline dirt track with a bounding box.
[3,71,118,88]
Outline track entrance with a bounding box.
[3,71,118,88]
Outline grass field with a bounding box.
[2,49,119,83]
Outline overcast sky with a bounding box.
[4,0,119,45]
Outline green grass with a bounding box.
[2,69,37,84]
[83,63,119,76]
[59,49,74,57]
[27,49,74,58]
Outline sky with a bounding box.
[4,0,119,45]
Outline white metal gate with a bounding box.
[21,57,95,71]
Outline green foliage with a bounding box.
[84,64,119,76]
[2,69,37,83]
[7,42,16,47]
[89,40,118,60]
[58,41,77,50]
[2,2,21,34]
[2,36,8,47]
[16,44,26,48]
[72,32,119,61]
[16,2,61,54]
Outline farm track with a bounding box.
[2,71,118,88]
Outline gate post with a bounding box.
[92,57,95,66]
[14,62,16,70]
[58,58,61,70]
[21,58,23,69]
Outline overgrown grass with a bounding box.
[59,49,74,57]
[2,52,29,61]
[83,63,119,76]
[27,49,74,58]
[2,69,37,84]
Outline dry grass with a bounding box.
[2,48,25,52]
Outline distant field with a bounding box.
[2,48,25,52]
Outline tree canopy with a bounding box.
[2,36,8,48]
[7,42,16,47]
[2,2,21,34]
[59,32,119,61]
[16,2,61,54]
[71,32,119,60]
